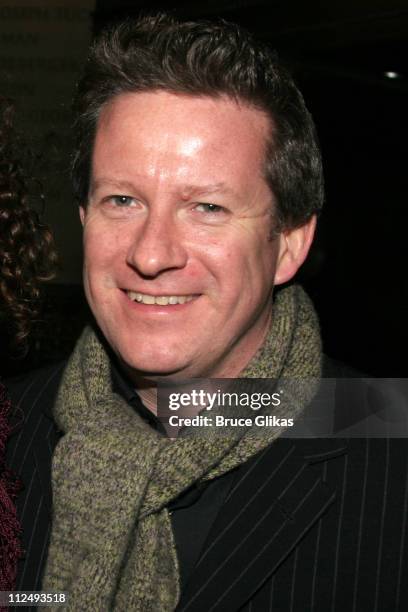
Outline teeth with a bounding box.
[127,291,195,305]
[155,296,169,305]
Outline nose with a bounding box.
[126,209,188,278]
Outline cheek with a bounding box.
[83,222,127,275]
[191,229,274,289]
[192,239,241,294]
[207,231,278,286]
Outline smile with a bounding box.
[126,291,195,305]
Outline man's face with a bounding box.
[81,91,292,379]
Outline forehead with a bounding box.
[91,91,272,192]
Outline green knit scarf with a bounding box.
[42,284,321,611]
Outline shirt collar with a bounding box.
[110,359,166,434]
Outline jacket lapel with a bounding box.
[32,438,55,515]
[177,438,347,612]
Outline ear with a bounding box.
[274,215,316,286]
[79,205,86,226]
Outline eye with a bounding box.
[110,195,135,207]
[195,203,225,214]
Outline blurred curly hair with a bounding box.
[0,97,58,351]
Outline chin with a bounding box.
[118,346,190,379]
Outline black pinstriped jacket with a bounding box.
[5,359,408,611]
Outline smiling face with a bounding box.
[81,91,312,380]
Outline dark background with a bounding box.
[2,0,407,376]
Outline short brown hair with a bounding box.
[72,13,324,229]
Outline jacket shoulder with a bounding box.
[5,361,66,469]
[4,362,66,592]
[6,361,66,421]
[322,354,366,378]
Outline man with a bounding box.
[7,13,408,611]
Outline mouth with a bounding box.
[126,290,196,306]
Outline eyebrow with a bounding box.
[89,178,139,195]
[90,178,237,199]
[178,182,235,200]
